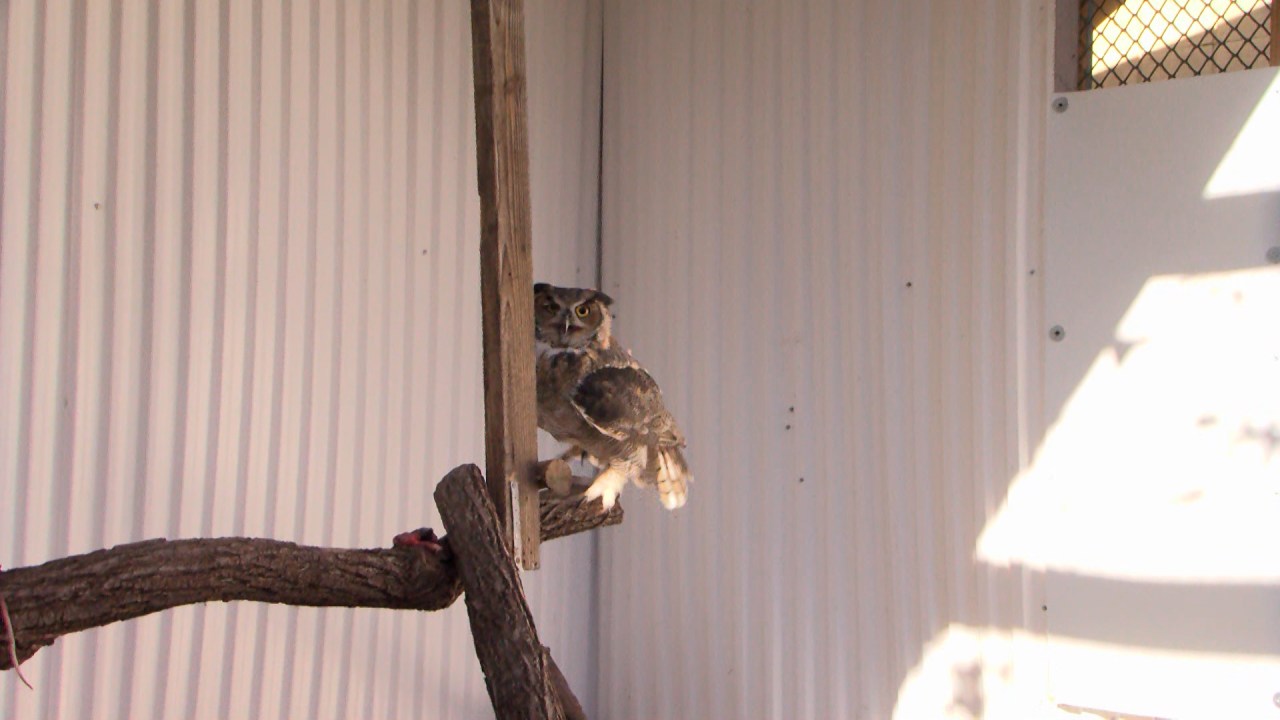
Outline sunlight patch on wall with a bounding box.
[977,267,1280,584]
[1203,69,1280,198]
[891,624,1082,720]
[1049,635,1280,719]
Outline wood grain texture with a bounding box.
[1272,0,1278,68]
[0,538,461,671]
[470,0,543,569]
[434,464,566,720]
[535,458,575,496]
[0,474,621,673]
[1053,0,1081,91]
[545,646,588,720]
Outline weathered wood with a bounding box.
[0,538,460,671]
[535,458,575,496]
[1053,0,1081,91]
[435,464,565,720]
[1272,1,1278,68]
[470,0,542,569]
[540,488,621,540]
[545,648,588,720]
[0,484,622,673]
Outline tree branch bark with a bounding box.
[545,645,588,720]
[0,476,620,672]
[436,464,566,720]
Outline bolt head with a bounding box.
[1052,97,1069,113]
[1049,325,1065,342]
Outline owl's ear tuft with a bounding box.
[533,282,550,294]
[591,290,614,307]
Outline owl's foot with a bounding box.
[583,467,628,510]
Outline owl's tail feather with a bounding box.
[655,446,690,510]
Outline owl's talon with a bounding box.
[584,468,626,510]
[583,481,615,509]
[559,446,587,463]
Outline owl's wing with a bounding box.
[570,365,684,446]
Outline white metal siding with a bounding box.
[0,1,601,718]
[1039,67,1280,719]
[597,1,1050,718]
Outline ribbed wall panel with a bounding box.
[598,2,1049,718]
[0,1,601,718]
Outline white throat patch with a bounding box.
[536,340,585,359]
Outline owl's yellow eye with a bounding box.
[574,305,590,318]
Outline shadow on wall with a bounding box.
[894,69,1280,720]
[966,264,1280,720]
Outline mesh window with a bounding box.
[1079,0,1273,89]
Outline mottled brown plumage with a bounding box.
[533,283,690,510]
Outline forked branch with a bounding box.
[0,473,620,672]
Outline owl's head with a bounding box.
[534,283,614,349]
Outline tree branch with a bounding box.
[0,476,620,672]
[436,464,566,719]
[545,646,588,720]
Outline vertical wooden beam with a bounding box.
[1054,0,1083,92]
[470,0,541,569]
[1271,0,1278,67]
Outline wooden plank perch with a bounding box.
[471,0,542,570]
[536,458,576,496]
[0,466,619,673]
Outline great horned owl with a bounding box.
[534,283,690,510]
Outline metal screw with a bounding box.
[1049,325,1065,342]
[1266,246,1280,264]
[1052,96,1069,113]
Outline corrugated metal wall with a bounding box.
[597,1,1050,718]
[0,1,601,718]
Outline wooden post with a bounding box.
[1053,0,1082,92]
[470,0,542,569]
[1271,0,1278,68]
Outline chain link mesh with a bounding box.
[1079,0,1272,89]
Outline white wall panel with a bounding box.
[598,2,1051,718]
[0,1,601,718]
[1035,67,1280,720]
